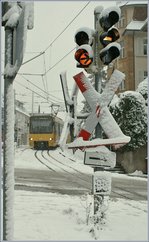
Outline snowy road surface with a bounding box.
[2,147,148,241]
[14,148,147,200]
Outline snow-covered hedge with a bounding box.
[136,78,148,106]
[110,90,147,152]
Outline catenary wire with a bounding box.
[15,81,66,110]
[17,74,65,104]
[21,1,91,66]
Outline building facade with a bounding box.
[109,1,148,92]
[1,100,30,146]
[14,100,30,146]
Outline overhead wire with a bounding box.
[44,1,91,52]
[22,51,45,66]
[45,47,76,75]
[20,1,90,67]
[42,52,49,95]
[18,74,64,104]
[15,81,65,110]
[16,2,91,112]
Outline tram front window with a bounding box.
[30,118,53,133]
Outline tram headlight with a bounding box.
[49,137,53,141]
[30,137,33,141]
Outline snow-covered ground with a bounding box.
[2,147,149,241]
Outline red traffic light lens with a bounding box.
[75,49,93,67]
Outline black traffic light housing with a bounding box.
[74,27,95,69]
[99,6,121,65]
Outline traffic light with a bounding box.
[99,6,121,65]
[74,27,95,68]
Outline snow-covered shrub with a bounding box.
[110,91,147,152]
[136,78,148,106]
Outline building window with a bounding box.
[144,71,148,79]
[133,7,147,21]
[120,40,125,58]
[119,79,125,91]
[143,38,147,55]
[136,37,147,56]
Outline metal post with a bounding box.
[3,27,15,241]
[94,6,103,138]
[69,97,74,142]
[93,6,104,217]
[60,74,74,142]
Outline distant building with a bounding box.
[15,100,30,146]
[109,1,148,92]
[1,99,30,146]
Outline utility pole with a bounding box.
[94,6,103,139]
[2,2,34,240]
[93,5,104,217]
[68,2,125,223]
[3,25,15,241]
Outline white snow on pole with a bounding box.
[59,113,73,151]
[4,84,15,240]
[70,83,79,99]
[93,171,112,195]
[26,2,34,29]
[2,2,22,28]
[4,62,18,78]
[60,71,73,106]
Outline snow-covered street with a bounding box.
[12,147,148,241]
[14,189,147,241]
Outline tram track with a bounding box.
[49,150,147,202]
[34,150,56,172]
[33,149,147,201]
[47,150,90,177]
[34,150,91,190]
[43,150,92,186]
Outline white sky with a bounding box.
[1,1,117,114]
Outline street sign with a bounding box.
[93,171,111,195]
[84,146,116,168]
[72,71,130,148]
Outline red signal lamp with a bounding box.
[75,45,93,68]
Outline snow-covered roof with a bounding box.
[117,1,148,7]
[16,107,30,117]
[122,19,147,35]
[126,20,147,30]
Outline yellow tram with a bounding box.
[29,113,63,149]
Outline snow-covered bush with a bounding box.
[136,78,148,106]
[110,91,147,152]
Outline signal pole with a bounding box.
[72,4,123,221]
[94,6,104,140]
[93,6,104,217]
